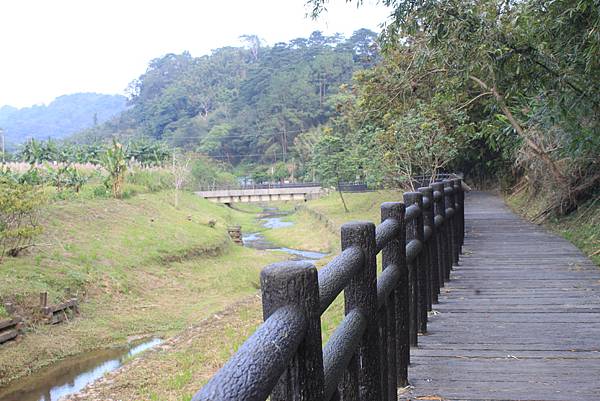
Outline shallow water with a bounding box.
[261,216,294,229]
[0,338,162,401]
[242,209,327,262]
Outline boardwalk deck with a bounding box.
[401,192,600,401]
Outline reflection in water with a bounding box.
[0,338,162,401]
[275,248,327,260]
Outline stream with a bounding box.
[0,338,162,401]
[242,210,328,262]
[0,208,326,401]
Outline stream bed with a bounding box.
[0,338,162,401]
[242,211,327,262]
[0,208,325,401]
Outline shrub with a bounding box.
[0,178,46,262]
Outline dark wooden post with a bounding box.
[261,261,324,401]
[418,186,438,306]
[39,292,48,308]
[431,182,447,287]
[341,222,381,401]
[452,178,465,253]
[445,180,459,265]
[443,180,456,273]
[403,192,427,338]
[381,202,408,390]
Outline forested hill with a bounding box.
[0,93,127,148]
[83,30,379,165]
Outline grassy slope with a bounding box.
[261,208,338,253]
[506,191,599,266]
[306,190,404,229]
[61,190,403,401]
[0,191,282,385]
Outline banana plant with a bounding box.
[100,139,127,198]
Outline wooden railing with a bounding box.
[193,178,465,401]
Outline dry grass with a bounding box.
[64,298,263,401]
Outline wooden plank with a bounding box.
[49,298,77,313]
[0,329,19,344]
[404,191,600,401]
[0,318,18,331]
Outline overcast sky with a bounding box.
[0,0,390,108]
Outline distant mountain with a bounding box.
[0,93,127,148]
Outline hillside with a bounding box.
[0,93,127,148]
[80,30,379,173]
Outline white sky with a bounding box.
[0,0,390,108]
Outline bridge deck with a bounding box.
[402,192,600,401]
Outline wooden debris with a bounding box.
[0,317,22,345]
[39,291,79,325]
[227,226,243,245]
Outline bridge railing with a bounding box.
[198,182,322,191]
[193,178,465,401]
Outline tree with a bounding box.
[101,139,127,199]
[312,131,356,212]
[309,0,600,214]
[0,178,45,261]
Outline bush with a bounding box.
[0,178,46,262]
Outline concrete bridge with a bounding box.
[195,185,324,203]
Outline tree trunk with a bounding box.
[337,180,349,213]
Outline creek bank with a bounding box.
[43,194,384,400]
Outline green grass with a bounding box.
[0,190,284,385]
[306,190,405,230]
[0,189,401,396]
[1,191,263,307]
[546,199,599,266]
[507,190,600,266]
[261,209,337,253]
[49,189,402,400]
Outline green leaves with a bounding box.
[100,139,127,198]
[0,178,46,262]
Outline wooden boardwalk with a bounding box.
[402,192,600,401]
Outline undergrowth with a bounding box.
[507,189,599,266]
